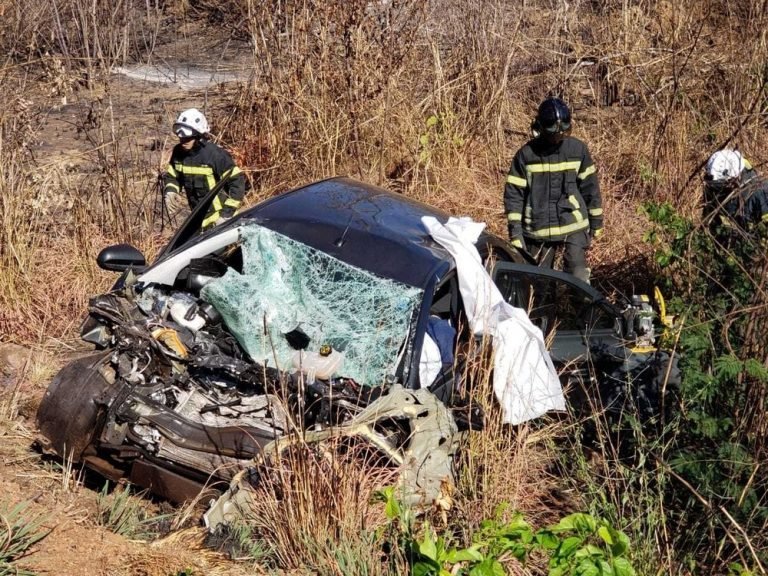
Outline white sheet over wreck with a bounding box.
[422,216,565,425]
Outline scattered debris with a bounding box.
[204,384,458,532]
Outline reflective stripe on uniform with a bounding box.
[174,164,213,175]
[212,196,223,211]
[745,158,753,170]
[166,164,178,178]
[761,213,768,223]
[510,238,523,248]
[221,166,243,179]
[578,164,596,180]
[568,196,584,223]
[224,198,241,208]
[592,228,604,238]
[507,212,522,222]
[524,219,589,238]
[164,182,180,193]
[174,164,216,190]
[506,174,527,187]
[525,161,581,174]
[589,207,603,216]
[202,211,221,228]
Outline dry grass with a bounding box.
[0,0,768,342]
[137,528,259,576]
[232,441,400,573]
[225,0,768,255]
[445,336,578,574]
[1,0,767,573]
[4,0,767,344]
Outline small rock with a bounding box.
[0,343,35,375]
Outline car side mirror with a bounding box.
[97,244,147,272]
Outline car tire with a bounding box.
[36,351,115,462]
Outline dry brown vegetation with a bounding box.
[3,0,768,342]
[1,0,768,574]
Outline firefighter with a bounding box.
[504,97,602,284]
[163,108,246,230]
[703,148,768,238]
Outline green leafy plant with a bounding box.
[641,200,768,570]
[376,489,635,575]
[0,500,50,576]
[536,513,634,576]
[728,562,755,576]
[95,482,168,540]
[417,112,465,166]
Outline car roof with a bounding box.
[235,177,463,287]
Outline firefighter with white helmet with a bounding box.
[163,108,246,230]
[172,108,209,137]
[703,148,768,236]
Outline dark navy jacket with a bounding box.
[504,136,602,243]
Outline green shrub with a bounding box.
[0,501,49,576]
[640,201,768,571]
[376,488,635,576]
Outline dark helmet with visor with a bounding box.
[533,98,572,142]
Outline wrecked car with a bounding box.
[36,177,672,506]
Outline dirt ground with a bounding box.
[1,37,266,576]
[0,353,263,576]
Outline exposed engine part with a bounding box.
[204,385,459,532]
[623,293,657,349]
[49,277,464,512]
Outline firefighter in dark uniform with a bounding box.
[163,108,246,230]
[703,148,768,244]
[504,98,602,284]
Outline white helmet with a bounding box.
[173,108,209,138]
[704,149,745,188]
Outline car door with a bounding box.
[157,184,230,259]
[491,263,623,364]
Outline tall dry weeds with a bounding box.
[0,0,164,86]
[231,441,399,573]
[0,67,167,344]
[1,0,767,572]
[221,0,768,256]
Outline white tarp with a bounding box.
[422,216,565,424]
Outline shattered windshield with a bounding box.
[201,223,423,386]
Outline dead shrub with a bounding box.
[226,439,399,573]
